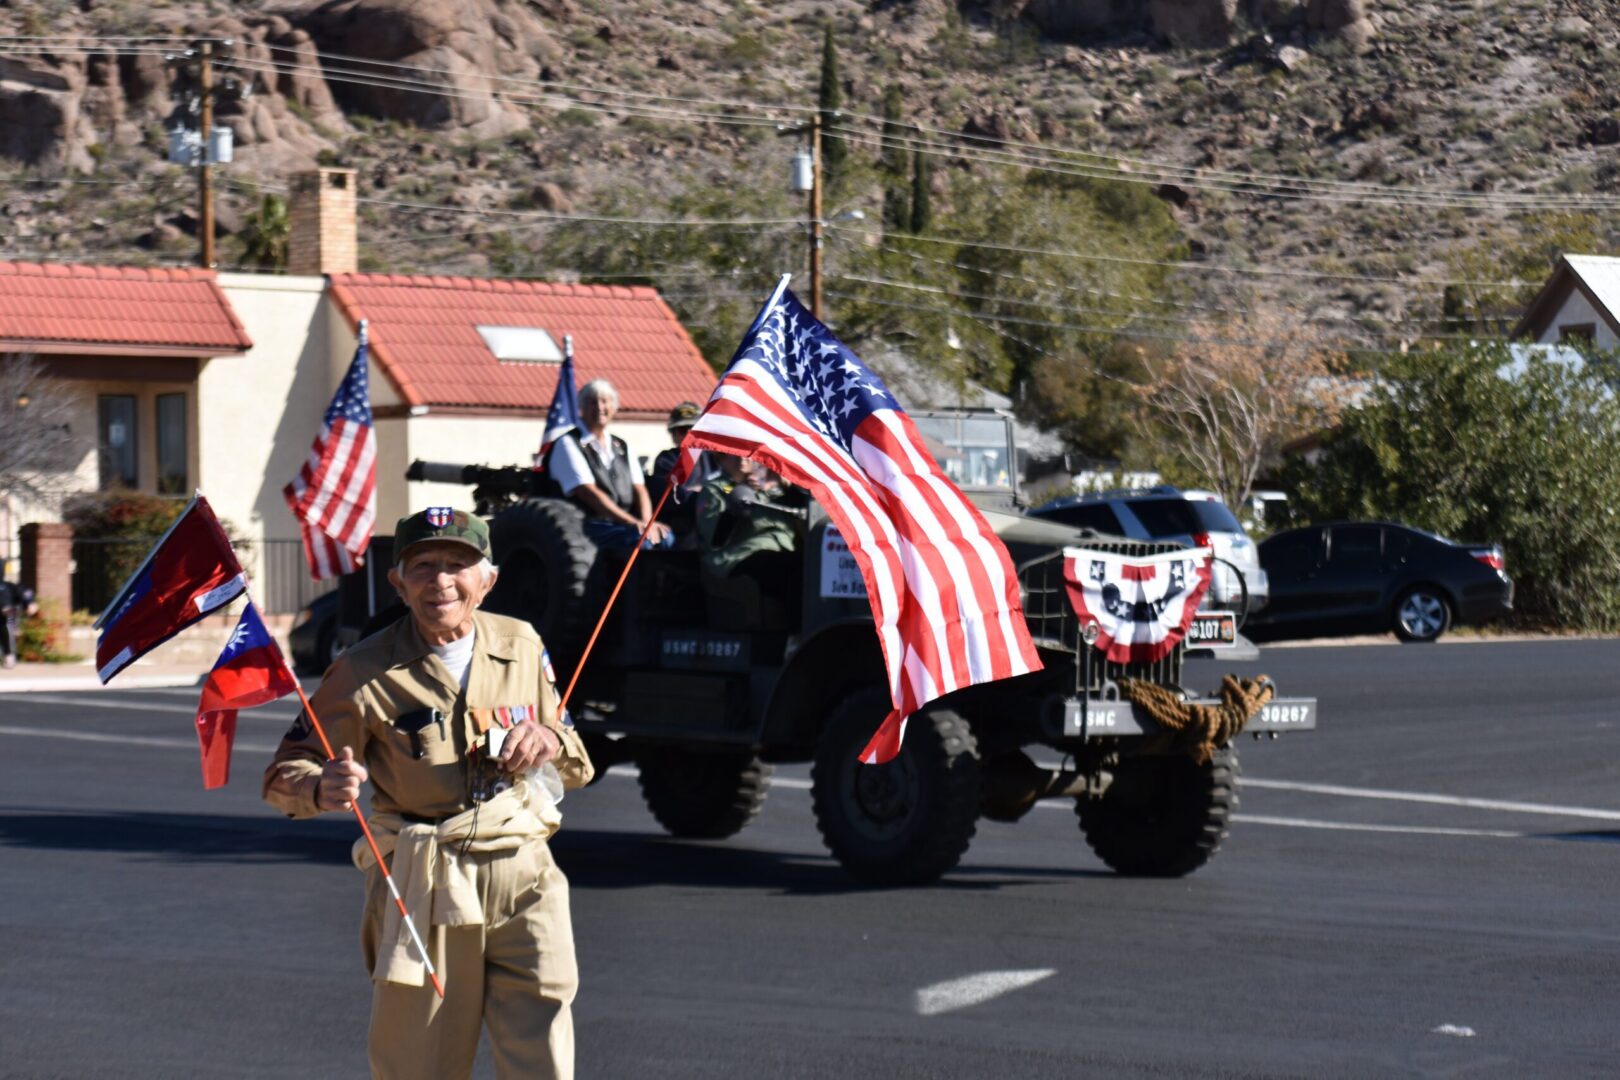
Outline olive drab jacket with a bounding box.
[262,610,592,821]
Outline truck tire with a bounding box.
[811,687,979,886]
[635,746,773,839]
[483,498,596,668]
[1077,747,1238,877]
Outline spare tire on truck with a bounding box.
[482,498,596,671]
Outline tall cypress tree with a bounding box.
[818,21,846,184]
[881,83,909,234]
[909,137,933,235]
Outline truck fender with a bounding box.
[760,619,887,751]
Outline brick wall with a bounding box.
[288,167,358,276]
[20,522,72,649]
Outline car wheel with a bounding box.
[1394,586,1451,643]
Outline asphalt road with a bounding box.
[1,640,1618,1078]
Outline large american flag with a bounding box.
[674,284,1042,763]
[284,322,376,580]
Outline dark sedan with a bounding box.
[1246,522,1513,643]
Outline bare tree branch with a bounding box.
[1134,312,1346,511]
[0,354,86,506]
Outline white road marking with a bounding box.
[12,693,196,715]
[1234,814,1528,839]
[1243,778,1620,822]
[1431,1024,1476,1038]
[0,724,279,754]
[916,969,1056,1016]
[606,766,1610,834]
[11,693,298,721]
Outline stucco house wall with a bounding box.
[1532,289,1620,351]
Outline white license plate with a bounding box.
[1188,612,1237,647]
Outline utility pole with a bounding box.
[197,40,215,269]
[782,112,825,319]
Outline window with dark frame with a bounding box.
[1558,323,1596,345]
[156,393,187,495]
[97,394,138,490]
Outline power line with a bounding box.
[860,237,1240,315]
[829,224,1527,288]
[835,266,1493,332]
[826,288,1440,355]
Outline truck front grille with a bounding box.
[1017,543,1185,693]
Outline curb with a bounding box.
[0,669,204,694]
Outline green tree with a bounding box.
[238,193,290,271]
[908,142,932,236]
[818,21,846,185]
[1286,342,1620,631]
[880,84,909,235]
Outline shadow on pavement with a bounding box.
[0,808,1116,887]
[0,807,355,865]
[1538,830,1620,844]
[553,828,1112,896]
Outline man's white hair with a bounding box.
[578,379,619,410]
[396,555,499,585]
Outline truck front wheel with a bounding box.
[1076,747,1238,877]
[811,688,979,886]
[635,746,773,839]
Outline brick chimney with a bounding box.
[288,167,358,276]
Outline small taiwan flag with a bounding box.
[194,601,300,789]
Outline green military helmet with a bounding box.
[394,506,492,562]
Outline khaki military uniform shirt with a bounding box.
[263,610,592,820]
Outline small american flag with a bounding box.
[535,337,580,467]
[674,283,1042,763]
[284,321,377,580]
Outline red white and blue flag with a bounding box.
[1062,546,1213,664]
[285,321,376,580]
[194,600,300,789]
[95,495,245,683]
[534,340,580,468]
[673,283,1042,763]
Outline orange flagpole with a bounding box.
[289,680,446,999]
[557,483,675,715]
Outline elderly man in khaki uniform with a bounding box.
[263,507,593,1080]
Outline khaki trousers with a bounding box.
[363,840,577,1080]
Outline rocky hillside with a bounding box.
[3,0,1620,358]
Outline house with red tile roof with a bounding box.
[2,169,719,614]
[0,261,253,581]
[324,271,717,530]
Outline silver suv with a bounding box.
[1026,485,1269,615]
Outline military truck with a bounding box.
[405,411,1316,885]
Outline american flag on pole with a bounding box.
[673,281,1042,763]
[534,336,580,468]
[284,321,376,580]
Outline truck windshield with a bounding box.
[911,415,1014,490]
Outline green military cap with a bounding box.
[667,401,701,429]
[394,506,491,562]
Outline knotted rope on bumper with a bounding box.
[1117,674,1276,764]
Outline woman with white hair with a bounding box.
[549,378,674,550]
